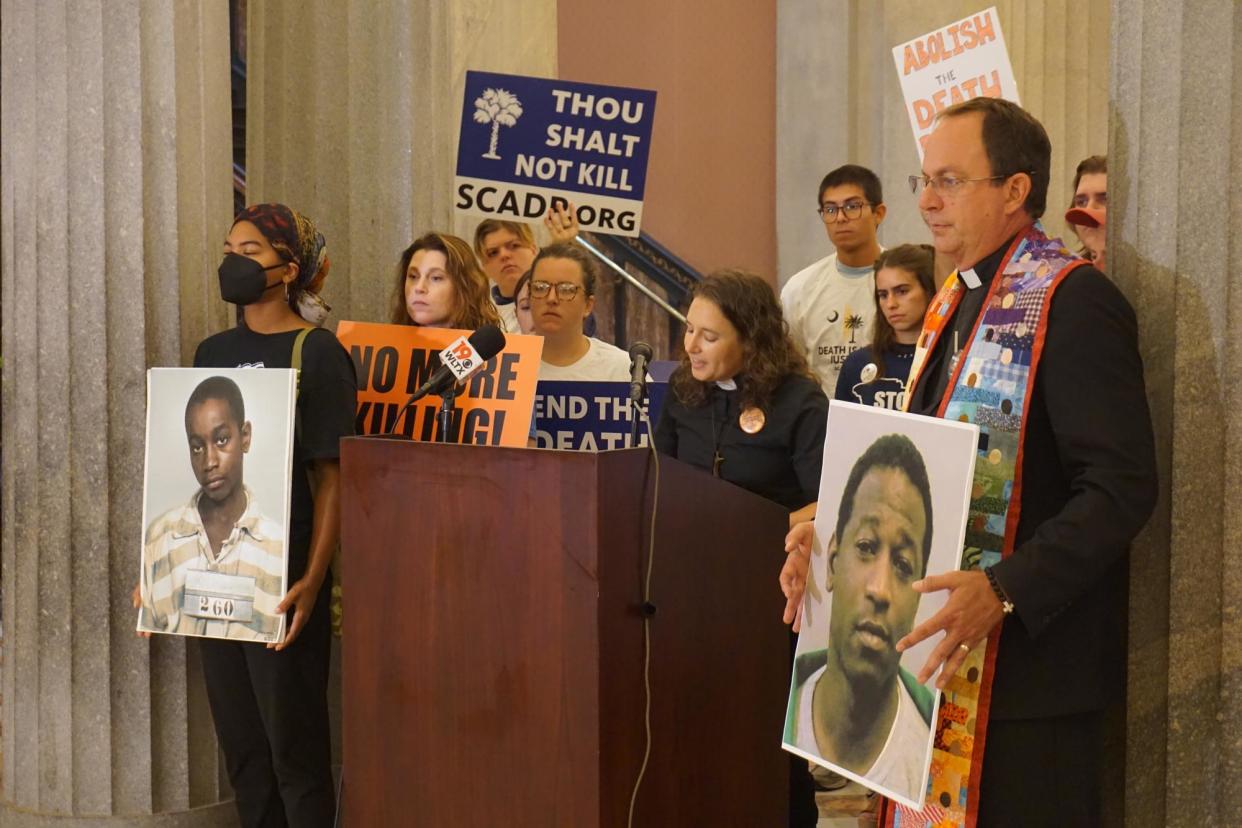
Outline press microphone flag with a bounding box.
[411,324,507,401]
[440,335,485,382]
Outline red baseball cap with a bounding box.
[1065,206,1105,228]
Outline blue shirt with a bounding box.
[833,343,916,410]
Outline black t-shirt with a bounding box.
[194,326,357,578]
[654,374,827,511]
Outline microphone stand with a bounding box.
[437,386,457,444]
[387,386,430,437]
[629,381,646,447]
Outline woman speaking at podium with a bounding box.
[654,269,828,826]
[654,269,827,526]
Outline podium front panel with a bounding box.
[341,439,790,826]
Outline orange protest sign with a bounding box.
[336,321,542,446]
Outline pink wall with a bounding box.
[558,1,777,283]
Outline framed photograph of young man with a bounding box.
[136,368,296,644]
[783,402,978,808]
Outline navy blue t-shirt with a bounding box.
[833,343,916,410]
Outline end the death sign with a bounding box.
[455,70,657,237]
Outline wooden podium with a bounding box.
[339,439,791,826]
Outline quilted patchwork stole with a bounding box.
[884,225,1087,828]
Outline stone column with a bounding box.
[775,0,1110,280]
[1,1,235,824]
[245,0,558,328]
[1111,1,1242,825]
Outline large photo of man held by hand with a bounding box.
[783,402,977,808]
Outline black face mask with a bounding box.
[218,253,287,306]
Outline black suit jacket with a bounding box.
[910,245,1157,719]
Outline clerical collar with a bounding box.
[958,232,1021,290]
[715,378,738,391]
[491,284,514,306]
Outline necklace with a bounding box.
[710,391,729,477]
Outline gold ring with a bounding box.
[958,643,970,653]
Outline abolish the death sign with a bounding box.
[455,70,657,237]
[891,7,1019,159]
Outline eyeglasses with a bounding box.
[817,200,870,221]
[907,174,1018,196]
[530,280,583,300]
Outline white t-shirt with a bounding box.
[780,251,879,395]
[795,663,930,803]
[538,337,632,382]
[490,286,518,333]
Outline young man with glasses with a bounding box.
[530,243,632,382]
[781,165,888,395]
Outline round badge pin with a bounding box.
[738,407,766,434]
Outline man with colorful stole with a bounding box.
[780,97,1156,827]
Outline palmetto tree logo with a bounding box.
[844,313,864,344]
[473,88,524,160]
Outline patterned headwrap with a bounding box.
[233,203,332,323]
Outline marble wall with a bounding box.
[245,0,558,329]
[1110,1,1242,824]
[1,0,235,823]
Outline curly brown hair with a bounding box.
[670,269,812,412]
[389,232,501,330]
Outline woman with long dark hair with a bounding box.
[655,269,827,525]
[389,231,503,330]
[834,244,936,410]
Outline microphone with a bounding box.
[414,324,507,400]
[628,341,653,403]
[387,324,506,436]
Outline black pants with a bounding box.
[977,710,1103,827]
[199,582,335,828]
[788,630,817,827]
[788,753,818,827]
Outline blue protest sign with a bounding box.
[455,70,657,237]
[533,381,668,451]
